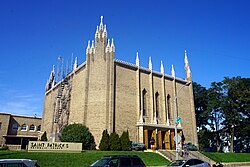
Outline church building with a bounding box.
[42,17,198,150]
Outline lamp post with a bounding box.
[173,81,191,160]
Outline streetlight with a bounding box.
[173,81,191,160]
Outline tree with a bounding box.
[120,130,131,151]
[193,82,209,130]
[99,129,110,151]
[59,123,96,150]
[109,132,121,151]
[219,77,250,152]
[41,131,48,141]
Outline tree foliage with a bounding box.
[41,131,48,141]
[120,130,131,151]
[59,123,96,150]
[109,132,121,151]
[194,77,250,152]
[99,129,110,151]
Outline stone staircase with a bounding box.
[157,150,216,165]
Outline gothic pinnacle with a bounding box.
[161,60,164,74]
[149,57,152,70]
[91,40,95,54]
[105,39,110,53]
[99,16,104,30]
[184,50,192,80]
[136,52,140,66]
[103,24,107,39]
[171,64,175,78]
[111,38,115,52]
[74,57,78,70]
[86,40,91,55]
[95,26,99,39]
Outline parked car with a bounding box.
[168,158,210,167]
[131,142,146,151]
[0,159,40,167]
[90,155,146,167]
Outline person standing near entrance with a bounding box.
[150,137,155,150]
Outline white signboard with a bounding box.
[28,141,82,152]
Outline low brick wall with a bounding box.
[6,144,21,150]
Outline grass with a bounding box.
[203,152,250,163]
[0,150,170,167]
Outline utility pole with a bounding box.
[173,81,191,160]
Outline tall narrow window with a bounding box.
[155,92,159,118]
[167,94,171,120]
[142,89,147,116]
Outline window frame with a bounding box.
[21,124,28,131]
[29,124,36,131]
[12,123,19,131]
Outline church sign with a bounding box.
[28,141,82,152]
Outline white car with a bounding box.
[168,158,211,167]
[0,159,40,167]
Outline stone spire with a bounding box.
[111,38,115,52]
[102,25,107,39]
[136,52,140,66]
[160,60,164,74]
[91,40,95,54]
[95,26,99,39]
[73,57,78,70]
[105,39,110,53]
[49,65,55,82]
[99,16,104,30]
[171,64,175,78]
[149,57,152,70]
[86,40,91,55]
[184,50,192,81]
[94,16,107,42]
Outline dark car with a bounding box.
[168,158,210,167]
[0,159,40,167]
[90,155,146,167]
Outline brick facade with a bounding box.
[0,112,42,149]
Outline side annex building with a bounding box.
[42,17,198,150]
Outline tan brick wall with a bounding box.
[115,65,138,141]
[0,113,41,145]
[0,113,11,145]
[69,66,87,124]
[9,115,41,137]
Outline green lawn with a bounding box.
[203,152,250,163]
[0,150,170,167]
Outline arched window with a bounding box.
[142,89,147,116]
[29,124,35,131]
[167,94,171,120]
[37,125,41,131]
[21,124,27,131]
[12,123,18,131]
[155,92,159,118]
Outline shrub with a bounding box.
[41,131,48,141]
[0,145,9,150]
[186,142,198,151]
[109,132,121,151]
[131,142,146,151]
[59,123,96,150]
[99,129,110,151]
[120,130,131,151]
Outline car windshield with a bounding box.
[169,160,186,166]
[91,159,109,167]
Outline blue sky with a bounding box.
[0,0,250,117]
